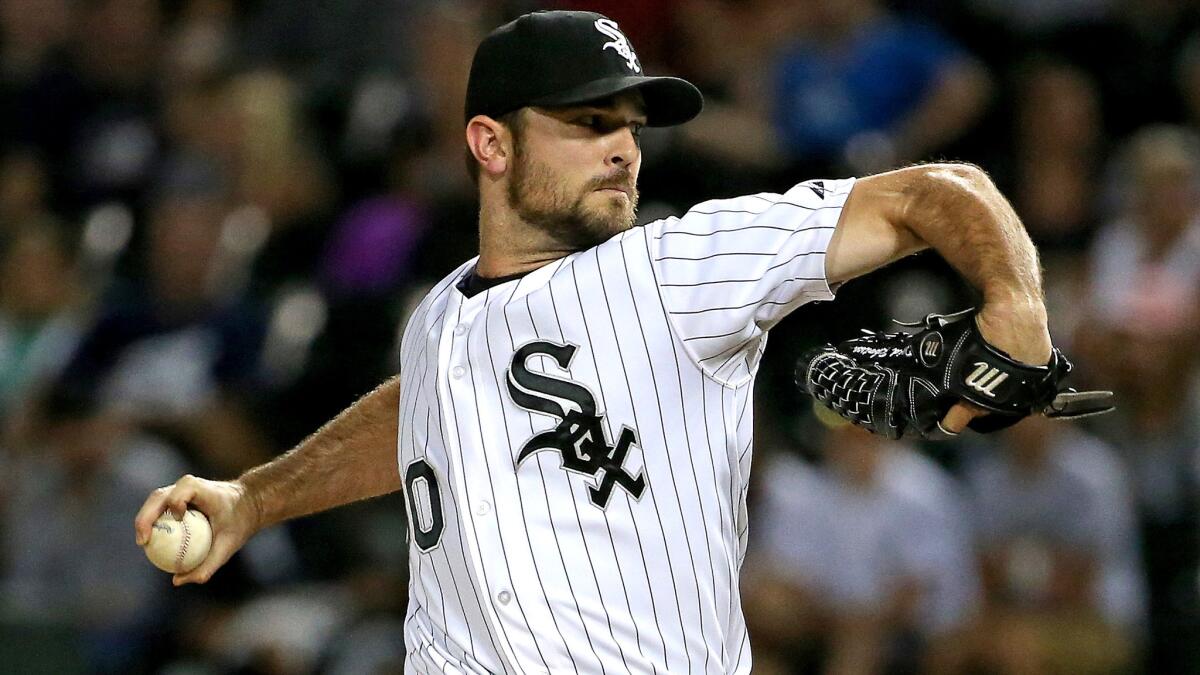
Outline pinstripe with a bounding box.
[412,604,468,673]
[684,326,748,343]
[656,249,822,263]
[459,288,552,672]
[547,276,670,671]
[433,299,513,673]
[562,260,651,673]
[684,205,841,217]
[619,237,724,670]
[406,301,474,664]
[401,306,455,660]
[700,364,739,664]
[698,336,756,364]
[662,276,822,288]
[414,305,476,659]
[676,275,832,317]
[728,247,829,284]
[512,261,617,674]
[654,223,810,239]
[403,287,493,670]
[479,283,580,672]
[644,222,747,670]
[591,249,703,672]
[522,283,652,670]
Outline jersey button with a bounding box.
[451,366,465,379]
[497,590,512,605]
[476,501,492,516]
[454,323,468,336]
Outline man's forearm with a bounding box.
[238,375,402,530]
[900,163,1044,305]
[897,164,1052,368]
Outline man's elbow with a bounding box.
[914,162,993,194]
[903,162,999,217]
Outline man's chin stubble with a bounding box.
[530,200,636,249]
[578,199,637,244]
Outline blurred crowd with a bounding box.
[1,0,1199,673]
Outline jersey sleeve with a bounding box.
[647,177,856,381]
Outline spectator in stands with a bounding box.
[966,0,1114,36]
[1076,147,1200,669]
[963,416,1144,674]
[0,386,188,673]
[744,423,979,674]
[213,70,336,295]
[680,0,991,176]
[1174,32,1200,130]
[0,150,53,240]
[0,222,87,429]
[1086,125,1200,324]
[13,0,166,211]
[0,0,76,164]
[56,158,272,476]
[1009,58,1104,252]
[0,0,74,83]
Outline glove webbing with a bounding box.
[805,352,885,427]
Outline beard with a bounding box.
[506,143,639,250]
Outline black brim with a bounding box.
[529,75,703,127]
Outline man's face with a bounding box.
[505,92,646,249]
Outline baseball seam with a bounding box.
[177,514,191,573]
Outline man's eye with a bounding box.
[576,115,600,128]
[631,123,645,139]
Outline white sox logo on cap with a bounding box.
[594,18,640,73]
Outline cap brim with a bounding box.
[529,75,703,127]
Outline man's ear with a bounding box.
[466,115,510,178]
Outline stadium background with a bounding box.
[1,0,1198,672]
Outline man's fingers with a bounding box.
[134,486,173,546]
[133,476,199,546]
[172,533,239,586]
[940,401,987,433]
[164,481,199,520]
[136,476,250,587]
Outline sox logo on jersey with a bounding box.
[507,340,647,508]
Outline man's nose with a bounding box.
[607,128,640,168]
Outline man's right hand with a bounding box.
[134,475,260,586]
[941,298,1052,433]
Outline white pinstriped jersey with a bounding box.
[396,177,856,674]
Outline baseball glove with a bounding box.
[795,308,1114,440]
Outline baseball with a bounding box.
[143,508,212,574]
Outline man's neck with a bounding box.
[475,247,567,278]
[476,202,573,278]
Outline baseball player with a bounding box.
[135,10,1068,674]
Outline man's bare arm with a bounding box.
[134,375,403,585]
[240,376,403,528]
[827,164,1039,301]
[825,163,1052,428]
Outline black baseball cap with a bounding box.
[465,10,704,127]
